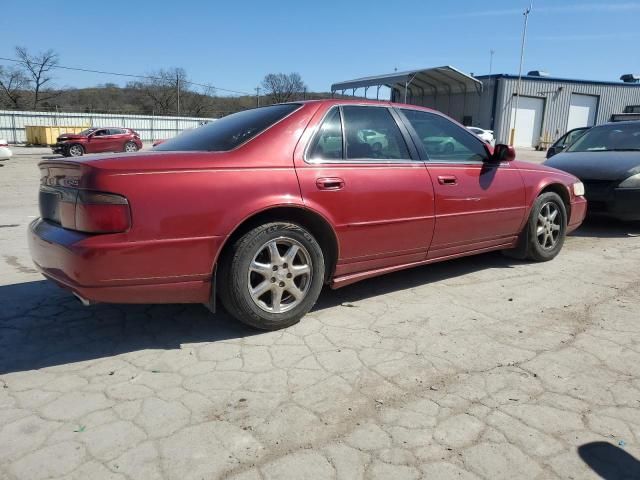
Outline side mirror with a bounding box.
[492,143,516,162]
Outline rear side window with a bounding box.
[308,108,343,160]
[342,106,410,160]
[155,104,301,152]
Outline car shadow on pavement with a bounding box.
[0,252,522,375]
[578,441,640,479]
[0,280,258,375]
[571,216,640,239]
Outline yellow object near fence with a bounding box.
[25,125,90,146]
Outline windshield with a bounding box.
[567,123,640,152]
[154,104,301,152]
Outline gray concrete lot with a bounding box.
[1,147,640,479]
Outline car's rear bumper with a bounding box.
[568,196,588,233]
[28,218,221,304]
[586,187,640,221]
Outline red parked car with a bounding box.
[29,100,587,330]
[52,127,142,157]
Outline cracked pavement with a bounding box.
[1,149,640,479]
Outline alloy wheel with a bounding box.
[68,145,83,157]
[247,237,312,313]
[125,142,138,152]
[536,202,561,249]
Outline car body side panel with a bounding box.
[426,162,527,258]
[511,160,586,231]
[32,105,320,289]
[292,102,436,277]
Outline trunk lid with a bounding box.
[39,162,84,225]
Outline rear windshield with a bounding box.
[154,104,301,152]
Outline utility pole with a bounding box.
[176,73,181,116]
[510,2,532,146]
[255,86,260,107]
[489,49,495,75]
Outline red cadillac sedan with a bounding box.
[29,100,587,330]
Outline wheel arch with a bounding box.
[68,143,85,155]
[538,182,571,219]
[216,205,340,283]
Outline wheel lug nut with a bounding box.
[287,273,292,278]
[270,277,276,283]
[272,265,278,271]
[282,263,288,269]
[279,281,285,287]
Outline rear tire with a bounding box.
[218,222,325,330]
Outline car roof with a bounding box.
[293,98,440,114]
[600,120,640,127]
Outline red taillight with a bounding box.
[75,191,131,233]
[58,191,130,233]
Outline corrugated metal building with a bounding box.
[476,73,640,147]
[331,67,640,148]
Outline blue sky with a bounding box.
[1,0,638,96]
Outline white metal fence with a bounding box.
[0,109,216,144]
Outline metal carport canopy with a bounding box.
[331,65,483,97]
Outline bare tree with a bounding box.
[15,47,59,108]
[133,67,188,115]
[0,65,29,108]
[261,73,306,104]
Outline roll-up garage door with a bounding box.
[510,96,544,148]
[567,94,598,131]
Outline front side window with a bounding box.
[93,129,108,137]
[342,106,410,160]
[401,109,488,162]
[564,128,587,146]
[567,123,640,152]
[155,104,301,152]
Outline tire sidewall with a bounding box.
[527,192,567,261]
[224,223,325,330]
[125,141,138,152]
[67,144,84,157]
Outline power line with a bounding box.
[0,56,253,96]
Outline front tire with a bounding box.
[67,144,84,157]
[219,223,325,330]
[525,192,567,262]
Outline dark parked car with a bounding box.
[29,100,586,330]
[546,127,590,159]
[545,121,640,221]
[52,127,142,157]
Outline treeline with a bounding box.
[0,47,337,117]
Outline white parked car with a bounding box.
[467,127,495,146]
[0,139,12,161]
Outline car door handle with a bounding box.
[316,177,345,190]
[438,175,458,185]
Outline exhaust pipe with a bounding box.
[73,292,92,307]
